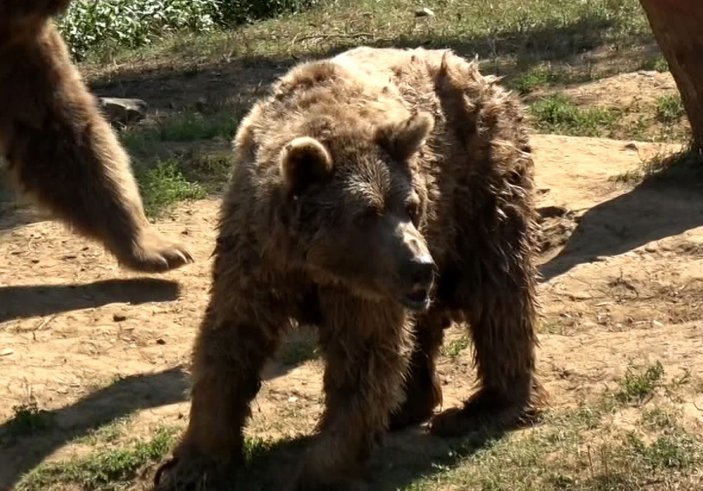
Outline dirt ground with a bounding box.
[1,70,703,490]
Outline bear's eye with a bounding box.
[355,205,380,226]
[406,201,420,225]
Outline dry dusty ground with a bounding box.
[1,68,702,489]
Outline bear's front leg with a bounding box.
[294,291,414,491]
[154,264,287,490]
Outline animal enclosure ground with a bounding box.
[2,133,702,491]
[1,1,703,489]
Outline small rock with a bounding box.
[113,313,127,322]
[624,142,638,151]
[288,396,299,403]
[415,7,435,17]
[0,348,14,357]
[99,97,148,126]
[156,338,166,345]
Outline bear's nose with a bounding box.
[405,254,435,288]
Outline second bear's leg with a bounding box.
[2,24,192,273]
[296,294,413,490]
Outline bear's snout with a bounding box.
[398,253,435,311]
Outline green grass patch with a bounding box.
[76,417,133,446]
[119,107,244,212]
[616,360,665,405]
[440,336,471,360]
[17,427,177,491]
[137,159,207,216]
[639,56,669,73]
[121,109,242,152]
[158,111,240,142]
[655,94,686,124]
[75,0,654,73]
[529,94,620,137]
[402,402,701,491]
[507,66,580,94]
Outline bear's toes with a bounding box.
[117,229,194,273]
[152,453,236,491]
[429,389,541,437]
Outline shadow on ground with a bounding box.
[541,151,703,281]
[185,426,507,491]
[0,278,181,323]
[0,367,189,491]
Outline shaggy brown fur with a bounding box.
[155,46,543,490]
[0,0,192,272]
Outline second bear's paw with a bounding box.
[119,228,194,273]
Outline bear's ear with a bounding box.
[280,136,333,196]
[376,111,435,161]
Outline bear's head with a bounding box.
[279,111,437,312]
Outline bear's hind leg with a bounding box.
[388,310,448,431]
[430,284,542,437]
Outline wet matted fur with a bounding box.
[155,46,544,490]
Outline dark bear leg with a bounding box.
[388,311,448,431]
[430,285,542,437]
[295,295,412,490]
[153,285,284,490]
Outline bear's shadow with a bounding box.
[0,361,506,491]
[0,277,181,322]
[234,426,506,491]
[0,366,190,491]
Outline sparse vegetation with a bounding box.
[656,94,686,123]
[616,360,665,404]
[17,427,178,491]
[612,143,703,185]
[530,94,621,137]
[137,159,207,216]
[440,336,471,360]
[156,111,241,142]
[640,56,670,72]
[4,402,55,439]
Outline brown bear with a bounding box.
[0,0,192,273]
[154,46,542,490]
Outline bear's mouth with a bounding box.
[400,285,431,311]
